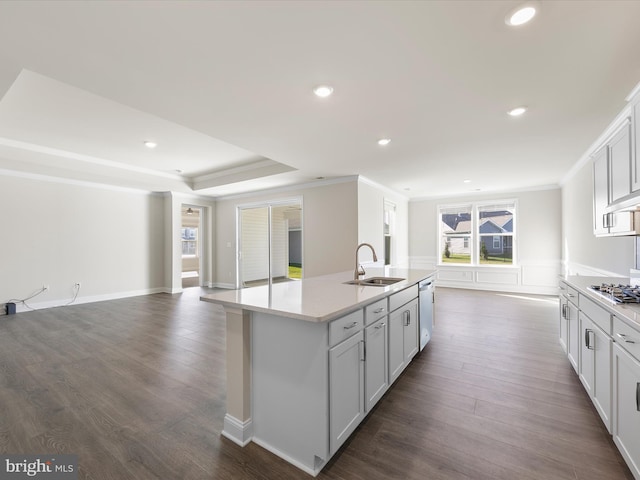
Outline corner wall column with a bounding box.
[221,307,253,445]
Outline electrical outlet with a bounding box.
[43,284,49,291]
[75,282,81,288]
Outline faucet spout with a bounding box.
[354,243,378,280]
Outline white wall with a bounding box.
[215,179,359,288]
[0,174,165,310]
[409,188,562,294]
[562,159,634,276]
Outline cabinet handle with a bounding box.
[344,321,358,330]
[561,304,567,319]
[585,329,594,350]
[636,382,640,412]
[373,307,385,314]
[375,322,386,330]
[361,340,366,362]
[404,310,411,326]
[616,333,636,344]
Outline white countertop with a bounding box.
[562,275,640,330]
[200,268,436,323]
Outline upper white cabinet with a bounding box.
[609,118,633,203]
[591,83,640,236]
[592,117,640,236]
[634,101,640,192]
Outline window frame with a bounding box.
[438,199,517,267]
[181,227,199,258]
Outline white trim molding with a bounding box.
[222,414,253,447]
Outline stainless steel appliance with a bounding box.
[418,278,434,350]
[588,283,640,304]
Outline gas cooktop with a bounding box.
[588,283,640,304]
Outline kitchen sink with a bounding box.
[344,277,405,287]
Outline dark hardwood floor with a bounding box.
[0,286,633,479]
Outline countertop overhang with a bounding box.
[200,268,436,323]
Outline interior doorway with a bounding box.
[181,205,201,288]
[238,199,302,287]
[383,200,396,266]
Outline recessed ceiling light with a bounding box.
[463,179,471,183]
[378,138,391,146]
[508,106,527,117]
[313,85,334,98]
[144,141,157,149]
[505,3,537,26]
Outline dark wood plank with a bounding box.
[0,286,633,479]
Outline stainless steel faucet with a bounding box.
[354,243,378,280]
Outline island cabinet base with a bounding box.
[251,311,331,476]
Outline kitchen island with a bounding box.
[200,267,436,476]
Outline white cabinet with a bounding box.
[558,282,570,353]
[364,317,388,412]
[579,312,612,432]
[610,119,633,203]
[592,118,640,237]
[329,331,365,455]
[633,101,640,192]
[613,341,640,480]
[403,299,419,361]
[389,297,419,384]
[593,146,611,236]
[558,280,579,372]
[249,281,425,475]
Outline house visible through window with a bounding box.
[440,201,515,266]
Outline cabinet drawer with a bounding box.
[580,295,612,335]
[329,309,364,347]
[614,316,640,362]
[365,299,388,325]
[389,285,418,312]
[565,286,579,306]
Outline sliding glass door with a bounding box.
[238,199,302,287]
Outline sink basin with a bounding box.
[344,277,405,287]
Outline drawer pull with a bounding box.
[637,382,640,412]
[343,321,359,330]
[616,333,636,344]
[373,307,385,314]
[375,322,386,330]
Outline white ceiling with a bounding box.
[0,0,639,199]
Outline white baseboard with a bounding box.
[212,282,236,289]
[251,435,323,477]
[221,414,253,447]
[15,287,167,313]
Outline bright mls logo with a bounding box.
[0,455,77,480]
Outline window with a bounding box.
[439,201,515,266]
[440,205,472,264]
[182,227,198,256]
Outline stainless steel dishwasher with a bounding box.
[418,278,434,351]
